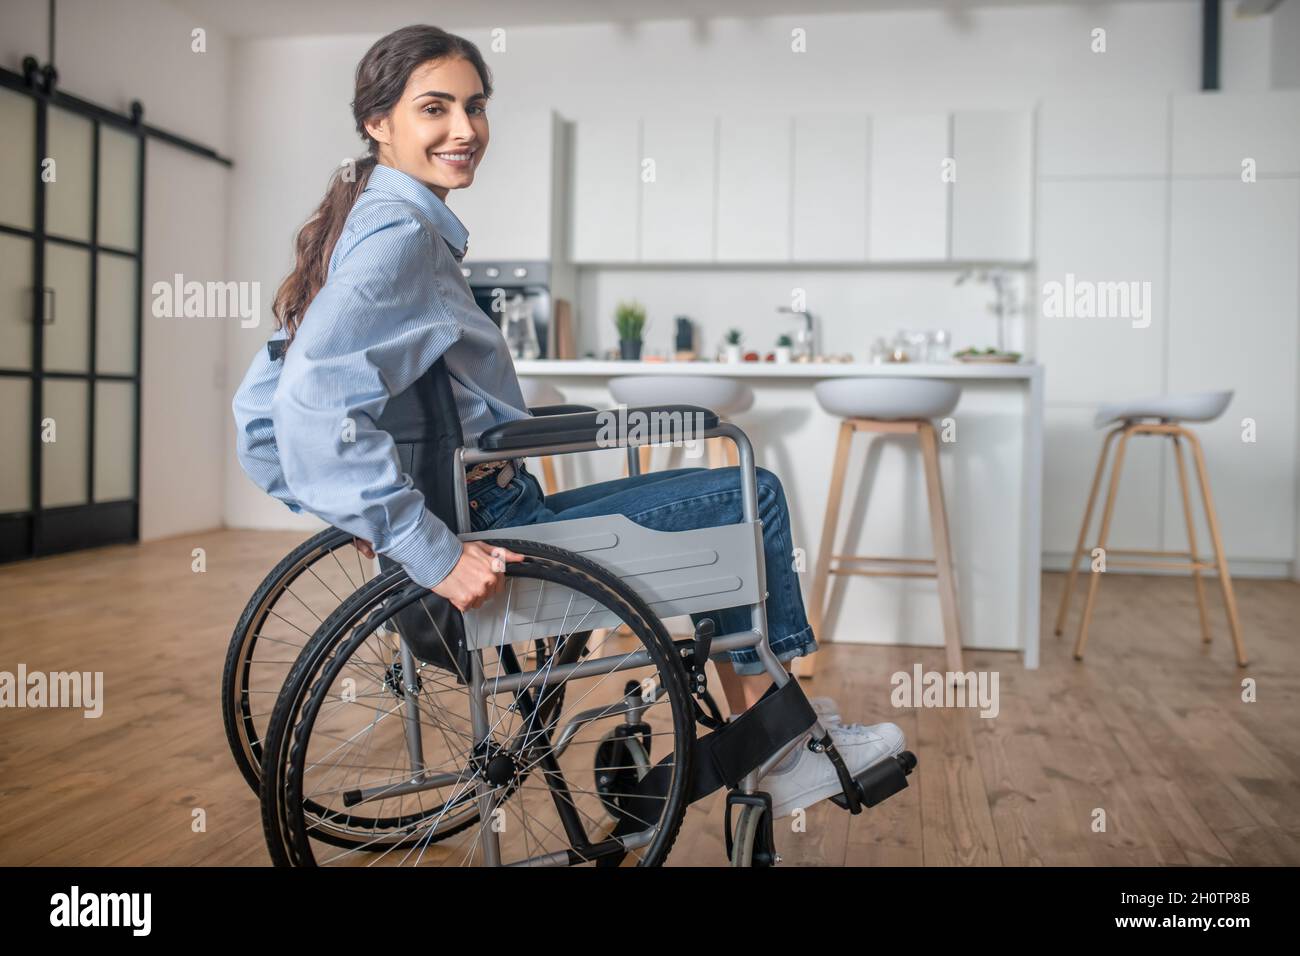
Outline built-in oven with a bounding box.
[461,260,552,360]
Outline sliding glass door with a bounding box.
[0,78,144,563]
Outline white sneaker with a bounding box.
[761,721,906,819]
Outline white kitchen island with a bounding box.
[513,359,1046,669]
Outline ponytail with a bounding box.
[271,24,493,346]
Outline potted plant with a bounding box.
[774,334,793,364]
[723,328,743,363]
[615,301,646,360]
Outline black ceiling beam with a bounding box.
[1202,0,1221,91]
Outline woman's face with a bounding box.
[366,56,489,201]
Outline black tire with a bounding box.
[729,804,762,867]
[261,538,695,867]
[258,563,591,861]
[222,528,366,793]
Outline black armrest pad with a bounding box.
[479,404,720,453]
[528,403,598,417]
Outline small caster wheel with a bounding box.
[593,726,651,823]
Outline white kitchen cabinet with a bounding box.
[868,113,949,262]
[792,114,869,261]
[951,110,1034,261]
[1034,179,1168,404]
[639,115,716,262]
[716,114,791,262]
[453,110,562,262]
[1037,95,1169,178]
[1164,177,1299,562]
[1043,405,1166,558]
[1171,91,1300,178]
[569,115,640,262]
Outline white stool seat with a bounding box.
[518,378,566,409]
[609,375,754,416]
[814,377,961,421]
[1093,390,1232,429]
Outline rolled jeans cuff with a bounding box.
[710,624,818,677]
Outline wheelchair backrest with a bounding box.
[375,355,464,534]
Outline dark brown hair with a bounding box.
[272,25,493,343]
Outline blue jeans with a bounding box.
[465,461,818,676]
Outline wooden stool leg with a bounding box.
[1186,429,1248,666]
[540,456,559,495]
[1074,428,1132,661]
[724,440,739,468]
[1171,435,1212,644]
[1055,428,1120,637]
[639,444,653,475]
[706,438,725,469]
[918,421,964,675]
[802,421,857,679]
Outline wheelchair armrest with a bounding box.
[528,403,597,417]
[479,404,720,453]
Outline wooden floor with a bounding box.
[1,528,1296,866]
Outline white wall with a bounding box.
[1,0,234,541]
[1,0,230,152]
[219,1,1283,530]
[141,140,230,540]
[1221,2,1274,91]
[1274,0,1300,89]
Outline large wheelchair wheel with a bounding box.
[222,528,375,794]
[260,538,696,867]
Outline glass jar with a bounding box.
[927,329,952,363]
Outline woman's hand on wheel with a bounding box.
[431,541,526,612]
[352,537,375,559]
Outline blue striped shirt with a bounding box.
[231,162,531,588]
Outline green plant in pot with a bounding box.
[775,333,793,364]
[615,301,646,360]
[723,327,743,363]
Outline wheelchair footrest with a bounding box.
[829,750,917,812]
[604,677,817,847]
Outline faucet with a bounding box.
[777,306,817,360]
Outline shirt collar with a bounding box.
[365,162,470,260]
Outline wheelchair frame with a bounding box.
[252,394,916,866]
[440,416,900,865]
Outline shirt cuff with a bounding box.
[381,507,464,589]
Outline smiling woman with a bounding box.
[239,24,536,614]
[363,48,491,199]
[270,25,493,341]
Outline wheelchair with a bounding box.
[235,361,917,866]
[220,400,604,832]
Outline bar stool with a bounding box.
[518,378,567,493]
[1054,390,1248,666]
[803,377,965,679]
[608,376,754,474]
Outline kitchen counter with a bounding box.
[515,359,1041,380]
[513,358,1044,669]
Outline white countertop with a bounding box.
[516,356,1044,667]
[514,359,1042,381]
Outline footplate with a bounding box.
[828,750,918,813]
